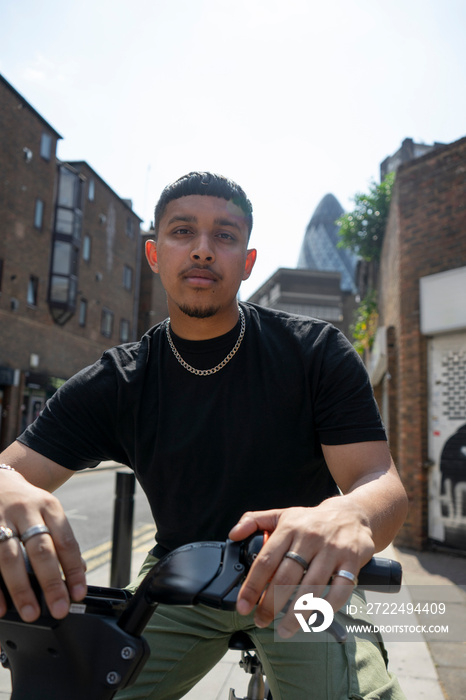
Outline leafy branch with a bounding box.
[351,291,379,356]
[336,172,395,261]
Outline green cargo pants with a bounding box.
[115,554,406,700]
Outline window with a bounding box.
[48,165,83,324]
[34,199,44,229]
[52,240,74,275]
[88,179,95,201]
[79,299,87,327]
[120,319,130,343]
[123,265,133,290]
[49,275,69,303]
[57,167,76,207]
[126,217,134,238]
[55,207,74,235]
[101,309,114,338]
[82,235,91,262]
[40,132,52,160]
[27,276,39,306]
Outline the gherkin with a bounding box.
[297,193,358,294]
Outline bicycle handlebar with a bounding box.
[0,534,402,700]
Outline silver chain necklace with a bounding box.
[165,307,245,376]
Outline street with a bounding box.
[53,464,156,574]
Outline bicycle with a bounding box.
[0,534,402,700]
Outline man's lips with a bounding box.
[181,268,220,285]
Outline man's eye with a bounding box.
[217,232,234,240]
[174,228,191,235]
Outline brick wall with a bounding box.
[67,162,142,345]
[0,76,59,324]
[0,76,144,448]
[377,136,466,548]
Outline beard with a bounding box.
[178,303,220,319]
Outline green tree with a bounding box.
[336,172,395,261]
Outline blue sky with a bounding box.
[1,0,465,298]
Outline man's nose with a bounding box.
[190,234,215,263]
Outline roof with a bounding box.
[66,160,143,221]
[0,73,62,139]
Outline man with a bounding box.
[0,172,408,698]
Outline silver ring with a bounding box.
[0,526,19,543]
[333,569,358,586]
[20,524,51,544]
[284,551,309,571]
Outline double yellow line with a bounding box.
[82,523,156,573]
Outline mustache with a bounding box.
[179,265,223,281]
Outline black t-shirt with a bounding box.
[18,303,386,554]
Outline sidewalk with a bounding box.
[1,542,464,699]
[391,544,466,700]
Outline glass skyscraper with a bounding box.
[297,193,358,294]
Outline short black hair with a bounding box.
[153,171,253,240]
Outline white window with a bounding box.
[34,199,44,229]
[82,235,91,262]
[101,308,114,338]
[27,276,39,306]
[123,265,133,290]
[40,132,52,160]
[79,299,87,327]
[120,319,130,342]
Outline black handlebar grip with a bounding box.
[357,557,402,592]
[242,533,402,593]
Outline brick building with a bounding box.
[369,136,466,551]
[380,136,445,180]
[0,75,143,449]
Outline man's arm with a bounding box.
[229,440,408,638]
[0,441,87,622]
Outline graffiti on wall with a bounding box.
[438,423,466,549]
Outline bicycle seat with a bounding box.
[228,631,256,651]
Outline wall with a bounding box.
[375,136,466,549]
[0,76,144,449]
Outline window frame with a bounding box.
[27,275,39,307]
[120,318,130,343]
[126,217,134,238]
[101,308,114,338]
[40,132,52,161]
[34,199,44,230]
[79,298,87,327]
[82,234,92,262]
[123,264,133,290]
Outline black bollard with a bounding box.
[110,470,136,588]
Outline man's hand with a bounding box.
[229,499,375,638]
[229,444,408,639]
[0,469,87,622]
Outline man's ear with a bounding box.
[242,248,257,281]
[145,239,159,273]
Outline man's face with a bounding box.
[146,195,256,324]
